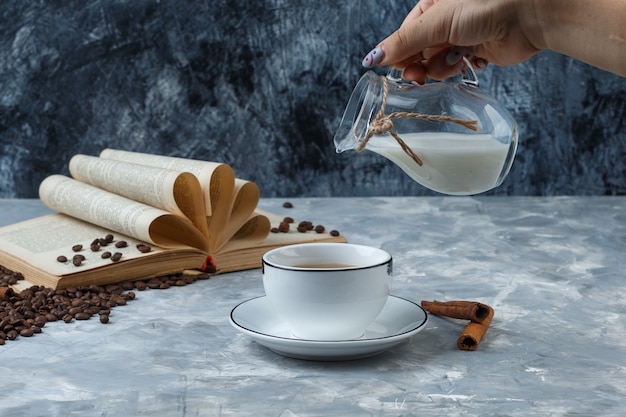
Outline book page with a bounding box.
[99,149,240,253]
[217,212,271,253]
[213,179,265,251]
[0,214,169,277]
[69,154,209,240]
[39,175,209,252]
[99,149,234,218]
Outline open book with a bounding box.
[0,149,346,289]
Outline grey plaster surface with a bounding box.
[1,196,625,416]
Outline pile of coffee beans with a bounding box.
[0,265,23,287]
[0,264,210,346]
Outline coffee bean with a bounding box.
[75,312,90,320]
[69,307,83,315]
[0,319,10,331]
[330,230,340,237]
[104,285,121,295]
[314,225,325,233]
[72,245,83,252]
[101,251,112,259]
[90,243,100,252]
[19,328,34,337]
[270,227,279,233]
[72,256,83,267]
[57,255,68,263]
[283,217,294,223]
[298,221,314,231]
[282,202,293,208]
[34,316,47,328]
[86,306,101,315]
[110,252,122,262]
[278,222,289,233]
[136,244,151,253]
[105,234,114,243]
[112,296,127,306]
[115,241,128,248]
[120,281,134,291]
[99,314,109,324]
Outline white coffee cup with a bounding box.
[262,243,392,340]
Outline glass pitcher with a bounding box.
[334,61,518,195]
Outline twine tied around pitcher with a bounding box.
[355,75,479,166]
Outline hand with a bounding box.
[362,0,541,83]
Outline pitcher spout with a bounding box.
[333,71,382,153]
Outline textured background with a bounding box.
[1,0,626,198]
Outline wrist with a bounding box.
[519,0,626,76]
[515,0,548,52]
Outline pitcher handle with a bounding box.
[386,57,478,87]
[386,67,416,84]
[461,57,479,87]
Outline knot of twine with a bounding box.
[355,76,479,166]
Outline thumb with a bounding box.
[362,7,452,68]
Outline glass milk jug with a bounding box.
[334,62,518,195]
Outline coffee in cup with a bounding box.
[262,243,392,340]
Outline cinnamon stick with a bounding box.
[421,300,491,323]
[0,287,14,300]
[457,305,494,351]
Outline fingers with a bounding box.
[360,1,491,82]
[366,2,452,68]
[473,57,489,70]
[400,62,428,84]
[364,45,474,83]
[399,47,490,83]
[399,46,468,82]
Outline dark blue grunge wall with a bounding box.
[1,0,626,198]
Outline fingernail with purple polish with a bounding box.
[445,46,473,66]
[473,58,489,70]
[362,46,384,68]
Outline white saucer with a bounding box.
[229,295,428,361]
